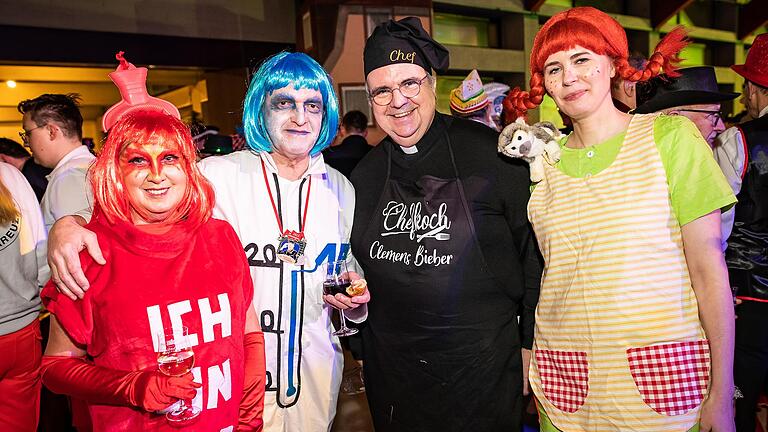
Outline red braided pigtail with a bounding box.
[617,26,689,82]
[502,72,546,125]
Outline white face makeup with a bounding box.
[542,46,616,121]
[264,85,324,160]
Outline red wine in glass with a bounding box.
[323,260,358,337]
[323,280,352,297]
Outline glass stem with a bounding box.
[339,309,349,330]
[178,398,189,413]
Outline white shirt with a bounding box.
[41,145,95,231]
[199,150,361,432]
[0,162,49,334]
[713,105,768,250]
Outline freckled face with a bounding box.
[264,85,324,159]
[119,141,188,225]
[543,46,616,121]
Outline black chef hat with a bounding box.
[364,17,450,77]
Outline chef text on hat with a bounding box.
[389,49,416,63]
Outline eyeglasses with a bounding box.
[368,75,430,106]
[677,109,723,126]
[19,124,47,145]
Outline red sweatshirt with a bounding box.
[42,212,253,431]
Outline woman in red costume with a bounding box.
[503,7,736,432]
[40,53,265,431]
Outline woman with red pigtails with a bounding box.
[501,7,737,432]
[39,53,265,431]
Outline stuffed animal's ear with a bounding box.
[534,121,557,137]
[535,121,565,140]
[515,117,527,125]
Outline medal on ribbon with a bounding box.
[277,230,307,265]
[261,157,313,266]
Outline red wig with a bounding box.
[503,7,689,122]
[90,109,214,228]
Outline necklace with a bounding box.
[260,157,312,265]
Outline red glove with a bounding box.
[238,331,266,431]
[41,356,200,412]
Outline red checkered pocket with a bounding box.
[627,339,710,416]
[536,349,589,413]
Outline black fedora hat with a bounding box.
[634,66,739,114]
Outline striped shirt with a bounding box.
[528,114,730,431]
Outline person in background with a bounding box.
[0,137,51,202]
[322,109,371,396]
[17,94,94,233]
[40,53,264,431]
[504,7,735,431]
[353,17,540,431]
[611,52,646,112]
[449,69,499,131]
[16,94,94,431]
[634,65,740,250]
[323,110,371,179]
[484,81,511,131]
[715,32,768,432]
[0,162,49,432]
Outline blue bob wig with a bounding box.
[242,52,339,156]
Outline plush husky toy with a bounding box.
[498,118,563,182]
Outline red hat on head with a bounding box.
[732,33,768,89]
[101,51,180,132]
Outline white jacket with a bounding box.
[199,150,361,432]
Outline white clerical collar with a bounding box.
[400,145,418,154]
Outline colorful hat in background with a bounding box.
[731,33,768,89]
[102,51,180,132]
[449,70,490,115]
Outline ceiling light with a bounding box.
[6,80,17,88]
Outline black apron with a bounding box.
[356,128,522,431]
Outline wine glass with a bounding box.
[156,326,200,423]
[323,260,359,337]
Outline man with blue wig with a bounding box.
[200,51,369,431]
[45,51,369,431]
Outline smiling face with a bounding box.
[366,63,436,147]
[263,85,324,160]
[543,46,616,121]
[119,140,188,225]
